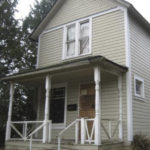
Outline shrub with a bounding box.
[132,134,150,150]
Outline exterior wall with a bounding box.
[38,71,127,140]
[39,28,63,67]
[38,9,126,68]
[129,16,150,136]
[92,10,126,65]
[45,0,117,30]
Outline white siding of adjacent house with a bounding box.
[129,16,150,136]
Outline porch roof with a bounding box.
[0,56,128,82]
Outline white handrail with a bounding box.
[58,118,96,150]
[29,121,51,150]
[58,119,80,150]
[11,121,44,124]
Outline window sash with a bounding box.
[79,21,89,55]
[50,87,66,124]
[64,19,91,59]
[134,76,144,99]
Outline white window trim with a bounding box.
[62,18,92,60]
[51,83,67,129]
[134,75,145,99]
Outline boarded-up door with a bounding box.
[79,83,95,138]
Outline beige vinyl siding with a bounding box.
[129,16,150,136]
[37,71,127,140]
[92,10,126,66]
[38,10,126,68]
[45,0,117,30]
[39,28,63,68]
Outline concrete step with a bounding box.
[5,141,130,150]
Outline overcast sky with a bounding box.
[15,0,150,23]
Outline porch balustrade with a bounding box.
[8,120,52,143]
[58,118,121,150]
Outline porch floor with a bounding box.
[5,141,131,150]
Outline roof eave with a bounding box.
[0,56,128,82]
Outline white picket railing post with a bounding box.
[6,82,14,141]
[118,76,123,141]
[94,66,101,145]
[75,120,79,144]
[48,120,52,143]
[43,75,51,143]
[108,121,112,139]
[81,118,85,144]
[24,122,27,141]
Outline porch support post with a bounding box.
[94,66,101,145]
[43,75,51,143]
[118,76,123,141]
[6,82,14,141]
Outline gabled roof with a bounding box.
[30,0,150,41]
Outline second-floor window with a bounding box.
[63,19,91,59]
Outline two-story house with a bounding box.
[2,0,150,150]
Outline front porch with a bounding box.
[3,56,128,150]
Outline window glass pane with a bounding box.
[67,42,75,56]
[50,87,65,124]
[80,22,89,38]
[79,21,89,54]
[67,25,75,41]
[136,80,142,95]
[80,37,89,54]
[66,25,75,57]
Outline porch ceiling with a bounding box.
[0,56,128,85]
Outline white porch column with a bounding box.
[6,82,14,141]
[94,66,101,145]
[43,75,51,143]
[118,76,123,141]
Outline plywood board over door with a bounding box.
[79,83,95,138]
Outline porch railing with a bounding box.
[101,119,120,140]
[58,118,121,150]
[10,120,52,142]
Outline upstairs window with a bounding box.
[79,21,89,55]
[63,19,91,59]
[66,24,75,57]
[134,75,144,99]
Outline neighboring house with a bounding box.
[1,0,150,150]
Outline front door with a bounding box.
[79,83,95,138]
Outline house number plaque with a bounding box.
[67,104,77,111]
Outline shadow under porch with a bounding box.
[36,68,127,143]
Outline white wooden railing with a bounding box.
[28,121,52,150]
[101,119,120,140]
[10,120,52,142]
[58,118,96,150]
[58,118,121,150]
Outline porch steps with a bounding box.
[5,141,131,150]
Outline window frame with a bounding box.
[51,83,67,129]
[134,75,145,99]
[62,18,92,60]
